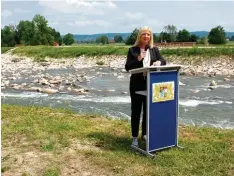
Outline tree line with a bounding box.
[1,14,233,47]
[125,25,230,45]
[1,14,76,47]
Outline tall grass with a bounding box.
[160,47,234,58]
[10,46,234,60]
[1,47,13,53]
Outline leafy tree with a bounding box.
[63,33,75,45]
[100,35,109,44]
[16,20,35,45]
[49,27,62,45]
[163,24,177,42]
[189,34,198,42]
[2,14,61,46]
[230,35,234,41]
[158,32,171,42]
[96,37,101,44]
[176,29,190,42]
[153,34,159,43]
[32,14,48,33]
[41,34,48,45]
[114,35,123,43]
[197,37,209,45]
[125,28,139,45]
[208,25,226,44]
[1,25,16,47]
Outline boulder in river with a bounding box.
[39,88,58,94]
[209,80,217,86]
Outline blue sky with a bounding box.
[1,0,234,35]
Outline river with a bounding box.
[1,66,234,129]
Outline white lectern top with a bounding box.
[129,65,182,74]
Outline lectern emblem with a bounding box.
[152,81,174,102]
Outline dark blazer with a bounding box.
[125,46,166,91]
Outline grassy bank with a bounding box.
[1,47,13,53]
[2,104,234,176]
[1,46,233,60]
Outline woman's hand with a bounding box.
[138,49,146,61]
[153,61,161,66]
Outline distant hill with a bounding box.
[72,31,234,41]
[191,31,234,38]
[73,33,130,42]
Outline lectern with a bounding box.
[129,65,182,158]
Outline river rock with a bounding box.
[193,90,200,93]
[32,79,39,83]
[64,80,72,85]
[224,78,230,81]
[28,87,41,91]
[73,88,89,94]
[11,58,21,63]
[49,80,61,84]
[4,80,10,86]
[209,80,217,86]
[39,78,50,85]
[40,62,50,67]
[179,81,186,86]
[117,75,124,79]
[104,89,115,92]
[9,77,17,80]
[39,88,58,94]
[121,69,127,73]
[13,84,22,89]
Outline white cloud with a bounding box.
[68,20,111,27]
[125,12,145,21]
[38,0,117,15]
[49,21,59,25]
[14,8,31,13]
[146,19,165,30]
[1,10,12,18]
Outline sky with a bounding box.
[1,0,234,35]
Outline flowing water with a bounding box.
[1,66,234,129]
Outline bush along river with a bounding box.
[1,53,234,129]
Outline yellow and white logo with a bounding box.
[152,81,175,102]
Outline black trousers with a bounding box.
[130,89,146,137]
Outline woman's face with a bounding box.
[140,30,151,45]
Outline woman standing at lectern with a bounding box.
[125,26,166,147]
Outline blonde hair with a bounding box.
[134,26,154,48]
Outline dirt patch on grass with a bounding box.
[2,139,114,176]
[60,148,111,176]
[179,127,202,142]
[2,147,55,176]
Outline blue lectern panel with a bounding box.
[148,71,178,152]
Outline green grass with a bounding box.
[226,41,234,45]
[2,104,234,176]
[11,45,128,61]
[10,45,234,61]
[160,47,234,58]
[43,167,60,176]
[1,47,14,53]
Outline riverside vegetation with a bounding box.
[3,45,234,59]
[2,104,234,176]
